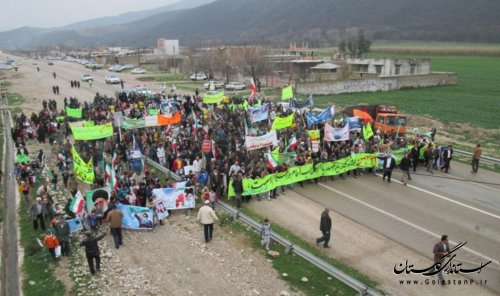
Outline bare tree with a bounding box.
[237,46,271,83]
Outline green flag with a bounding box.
[363,123,374,140]
[70,123,113,140]
[271,113,294,130]
[203,91,224,104]
[149,108,159,115]
[16,153,30,164]
[282,85,293,100]
[66,107,83,118]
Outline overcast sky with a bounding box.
[1,0,178,32]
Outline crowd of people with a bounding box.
[12,83,482,273]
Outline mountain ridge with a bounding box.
[1,0,499,50]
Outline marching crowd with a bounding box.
[12,85,480,274]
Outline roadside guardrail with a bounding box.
[146,156,381,296]
[454,149,500,166]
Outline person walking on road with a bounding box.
[106,205,123,249]
[261,218,272,251]
[30,197,47,231]
[54,217,71,256]
[400,153,412,185]
[89,79,93,88]
[80,231,106,275]
[424,144,434,174]
[471,144,482,174]
[316,208,332,248]
[431,234,450,284]
[382,154,396,182]
[197,200,219,243]
[53,72,56,79]
[232,173,244,208]
[441,145,453,173]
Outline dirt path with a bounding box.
[247,190,496,296]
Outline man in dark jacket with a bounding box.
[54,217,71,256]
[410,145,420,172]
[232,173,244,208]
[441,145,453,173]
[399,153,412,186]
[316,208,332,248]
[80,232,106,275]
[382,155,396,183]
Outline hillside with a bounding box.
[1,0,500,50]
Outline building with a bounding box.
[156,38,180,56]
[309,62,342,81]
[347,58,431,78]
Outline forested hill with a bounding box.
[1,0,499,50]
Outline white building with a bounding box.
[347,58,431,77]
[156,38,180,56]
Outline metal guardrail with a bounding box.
[146,156,380,296]
[454,149,500,166]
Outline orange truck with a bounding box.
[344,104,407,137]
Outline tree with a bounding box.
[237,46,271,84]
[339,32,371,58]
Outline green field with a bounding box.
[291,54,500,131]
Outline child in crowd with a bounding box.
[208,189,218,209]
[260,218,272,251]
[43,229,60,259]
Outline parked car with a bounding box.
[203,81,224,90]
[225,82,246,90]
[48,61,54,66]
[81,74,93,82]
[105,75,121,84]
[190,72,207,81]
[108,64,122,72]
[131,68,146,74]
[132,86,153,98]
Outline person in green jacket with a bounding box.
[54,217,71,256]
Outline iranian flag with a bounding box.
[70,191,85,214]
[266,152,278,169]
[285,135,299,152]
[249,78,257,102]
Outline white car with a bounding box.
[105,75,122,84]
[225,82,246,90]
[131,68,146,74]
[81,74,93,82]
[190,72,207,80]
[203,81,224,90]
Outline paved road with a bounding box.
[292,162,500,293]
[1,94,20,296]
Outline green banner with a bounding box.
[271,113,294,130]
[282,85,293,100]
[71,122,113,140]
[72,146,94,184]
[16,153,31,164]
[228,153,377,197]
[203,91,225,104]
[83,120,95,127]
[121,117,145,129]
[149,108,159,115]
[66,107,83,118]
[56,116,65,122]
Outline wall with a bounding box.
[296,72,457,95]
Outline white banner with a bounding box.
[152,182,196,210]
[324,123,349,142]
[144,115,157,127]
[245,131,278,151]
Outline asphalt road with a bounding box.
[1,94,20,296]
[292,162,500,293]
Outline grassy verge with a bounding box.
[234,206,380,292]
[219,212,359,296]
[136,73,188,82]
[18,179,65,296]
